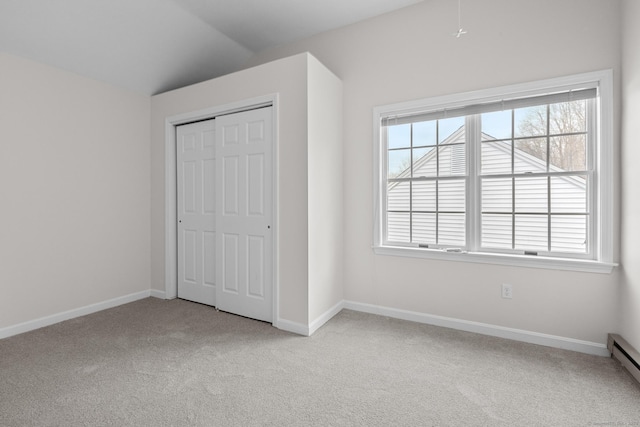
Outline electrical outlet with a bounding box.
[502,284,513,299]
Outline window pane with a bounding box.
[550,176,587,213]
[414,121,437,147]
[551,215,587,253]
[387,212,410,243]
[550,100,586,135]
[438,117,465,143]
[388,124,411,149]
[482,110,512,140]
[482,178,512,212]
[412,181,436,212]
[439,180,465,212]
[549,135,586,172]
[413,213,436,244]
[439,213,465,245]
[514,214,548,251]
[482,214,513,249]
[412,146,437,177]
[481,140,512,175]
[388,149,411,178]
[387,181,410,211]
[514,138,547,173]
[515,176,548,213]
[515,105,547,138]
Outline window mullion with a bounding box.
[466,114,481,252]
[588,98,598,259]
[436,122,440,244]
[511,110,516,250]
[409,124,414,243]
[547,176,552,252]
[379,125,388,247]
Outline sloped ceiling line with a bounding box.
[0,0,423,95]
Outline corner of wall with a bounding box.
[619,0,640,351]
[307,56,345,324]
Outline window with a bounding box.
[373,71,615,273]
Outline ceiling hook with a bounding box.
[453,0,468,38]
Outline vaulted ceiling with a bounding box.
[0,0,423,95]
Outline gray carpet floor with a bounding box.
[0,298,638,427]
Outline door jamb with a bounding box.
[164,94,279,326]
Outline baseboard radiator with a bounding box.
[608,334,640,384]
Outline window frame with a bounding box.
[373,70,616,273]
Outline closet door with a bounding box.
[176,120,216,306]
[216,107,273,322]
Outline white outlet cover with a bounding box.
[502,284,513,299]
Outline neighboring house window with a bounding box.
[373,71,615,272]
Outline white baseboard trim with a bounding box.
[275,301,345,337]
[275,318,310,336]
[150,289,168,299]
[344,300,610,357]
[0,290,152,340]
[4,292,607,357]
[309,300,345,336]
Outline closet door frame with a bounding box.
[163,94,279,326]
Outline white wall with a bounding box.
[307,56,344,322]
[151,54,311,325]
[151,53,344,329]
[0,53,151,330]
[247,0,622,344]
[620,0,640,351]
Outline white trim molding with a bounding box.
[1,292,610,358]
[150,289,167,299]
[276,318,311,336]
[373,245,616,274]
[276,299,609,357]
[0,290,151,340]
[343,300,610,357]
[309,300,345,336]
[276,301,346,337]
[373,69,616,273]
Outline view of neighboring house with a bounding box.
[387,126,588,253]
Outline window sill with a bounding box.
[373,245,617,274]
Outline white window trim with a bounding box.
[373,70,616,274]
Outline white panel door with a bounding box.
[177,120,216,306]
[216,107,273,322]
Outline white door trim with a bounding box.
[164,94,279,326]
